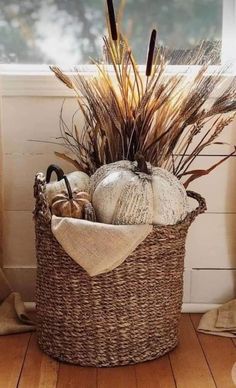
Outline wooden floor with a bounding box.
[0,314,235,388]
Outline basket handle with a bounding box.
[46,164,64,183]
[33,173,51,223]
[186,190,207,224]
[34,164,65,222]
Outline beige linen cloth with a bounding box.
[0,269,35,335]
[198,299,236,337]
[52,216,153,277]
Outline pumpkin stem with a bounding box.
[63,175,73,199]
[46,164,64,183]
[135,152,150,174]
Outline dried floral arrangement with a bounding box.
[50,0,236,188]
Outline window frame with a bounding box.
[222,0,236,65]
[0,0,235,97]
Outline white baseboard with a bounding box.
[24,302,221,314]
[181,303,221,313]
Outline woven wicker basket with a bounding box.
[34,172,206,367]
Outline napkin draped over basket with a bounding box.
[34,172,206,367]
[51,216,152,276]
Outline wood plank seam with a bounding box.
[56,363,95,388]
[54,358,60,388]
[167,353,177,388]
[16,333,33,388]
[169,314,217,387]
[133,366,138,388]
[56,364,64,388]
[189,315,217,387]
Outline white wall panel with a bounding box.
[186,156,236,213]
[190,269,236,303]
[3,153,74,211]
[185,213,236,269]
[2,211,35,267]
[3,268,36,302]
[2,96,79,154]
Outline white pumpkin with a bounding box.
[90,158,188,225]
[46,164,90,205]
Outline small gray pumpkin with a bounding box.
[51,175,96,221]
[46,164,90,205]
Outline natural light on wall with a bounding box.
[0,0,229,66]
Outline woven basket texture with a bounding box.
[34,173,206,367]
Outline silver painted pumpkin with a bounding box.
[90,159,188,225]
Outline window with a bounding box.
[0,0,234,67]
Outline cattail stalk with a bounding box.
[107,0,118,41]
[145,29,157,77]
